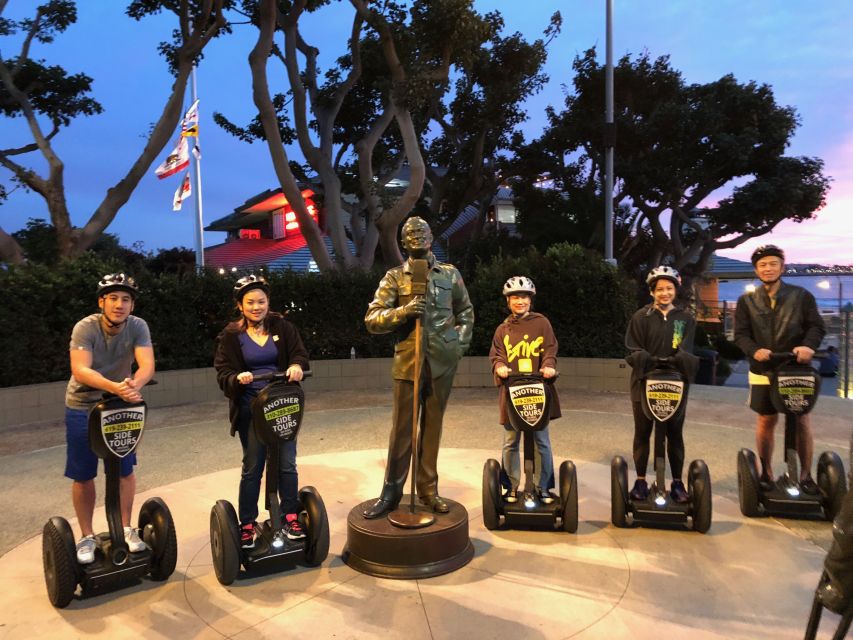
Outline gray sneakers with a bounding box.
[76,535,96,564]
[124,526,147,552]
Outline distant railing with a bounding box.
[696,299,851,399]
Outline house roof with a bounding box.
[707,255,754,277]
[205,188,316,232]
[205,235,353,272]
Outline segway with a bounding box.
[611,356,712,533]
[210,371,329,586]
[482,374,578,533]
[737,352,846,520]
[42,392,178,608]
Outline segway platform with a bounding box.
[737,355,846,520]
[209,373,330,586]
[482,374,579,533]
[611,360,712,533]
[42,395,178,608]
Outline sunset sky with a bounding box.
[1,1,851,264]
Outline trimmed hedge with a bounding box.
[0,244,635,387]
[466,243,635,358]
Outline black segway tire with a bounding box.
[817,451,847,521]
[559,460,579,533]
[210,500,241,585]
[299,486,330,566]
[688,459,713,534]
[138,497,178,581]
[737,448,762,518]
[42,517,78,608]
[482,458,502,531]
[611,456,629,528]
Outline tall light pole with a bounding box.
[604,0,616,266]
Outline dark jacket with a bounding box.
[364,255,474,381]
[625,304,698,402]
[734,281,825,375]
[214,313,310,436]
[489,312,562,425]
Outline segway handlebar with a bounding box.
[253,369,313,382]
[502,372,559,384]
[99,378,158,400]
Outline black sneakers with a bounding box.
[800,476,820,495]
[283,515,307,540]
[240,522,256,549]
[670,479,689,503]
[630,479,649,501]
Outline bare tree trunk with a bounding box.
[250,0,335,272]
[0,227,25,264]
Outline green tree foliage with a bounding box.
[467,243,635,358]
[0,1,228,263]
[218,1,556,272]
[511,48,830,289]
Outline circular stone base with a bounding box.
[342,496,474,579]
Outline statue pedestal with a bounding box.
[342,496,474,579]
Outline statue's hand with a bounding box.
[400,296,426,318]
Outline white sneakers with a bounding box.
[76,535,96,564]
[75,528,146,564]
[124,526,147,552]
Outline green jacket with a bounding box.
[365,255,474,380]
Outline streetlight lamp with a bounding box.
[818,278,843,313]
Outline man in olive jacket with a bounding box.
[362,217,474,518]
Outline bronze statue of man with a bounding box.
[362,217,474,518]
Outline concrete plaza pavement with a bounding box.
[0,384,850,638]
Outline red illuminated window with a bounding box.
[239,229,261,239]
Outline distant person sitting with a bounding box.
[819,345,840,377]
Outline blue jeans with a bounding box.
[500,424,554,492]
[235,402,299,524]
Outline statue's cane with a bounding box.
[389,258,435,528]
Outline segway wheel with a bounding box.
[558,460,579,534]
[817,451,848,521]
[210,500,241,585]
[737,448,762,518]
[42,517,77,608]
[482,459,502,531]
[611,456,629,528]
[299,486,330,566]
[138,497,178,581]
[688,459,713,534]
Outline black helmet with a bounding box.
[751,244,785,265]
[234,274,269,302]
[646,265,681,289]
[97,273,138,299]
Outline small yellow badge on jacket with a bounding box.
[518,358,533,373]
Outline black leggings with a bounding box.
[631,400,685,480]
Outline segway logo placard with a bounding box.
[100,406,145,458]
[777,375,815,414]
[509,382,546,427]
[645,380,683,422]
[262,396,301,440]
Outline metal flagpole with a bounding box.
[604,0,616,266]
[190,66,205,269]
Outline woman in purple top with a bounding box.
[214,275,309,548]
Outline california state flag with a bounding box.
[172,173,192,211]
[155,136,190,179]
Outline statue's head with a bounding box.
[400,217,433,258]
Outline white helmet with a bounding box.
[646,265,681,289]
[503,276,536,297]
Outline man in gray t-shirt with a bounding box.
[65,274,155,564]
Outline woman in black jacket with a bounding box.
[625,266,698,503]
[214,275,309,548]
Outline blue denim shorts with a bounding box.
[64,407,137,481]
